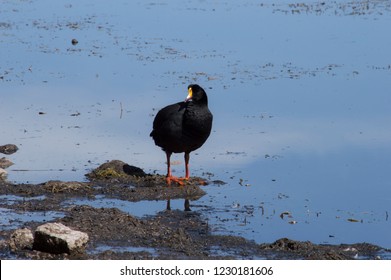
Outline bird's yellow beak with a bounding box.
[185,87,193,102]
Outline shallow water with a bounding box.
[63,195,172,218]
[1,0,391,249]
[88,245,158,257]
[0,194,64,229]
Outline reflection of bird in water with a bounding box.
[166,199,191,211]
[150,84,213,185]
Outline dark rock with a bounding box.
[123,164,147,176]
[0,144,18,155]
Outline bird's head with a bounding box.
[185,84,208,104]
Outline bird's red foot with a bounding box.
[166,176,188,186]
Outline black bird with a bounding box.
[150,84,213,184]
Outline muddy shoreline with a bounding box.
[0,160,388,260]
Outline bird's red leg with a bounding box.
[184,152,190,179]
[166,151,173,178]
[165,151,184,186]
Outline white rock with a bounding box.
[0,168,7,179]
[9,228,34,251]
[0,157,14,169]
[33,223,88,254]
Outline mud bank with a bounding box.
[0,160,389,260]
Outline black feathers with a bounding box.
[150,84,213,180]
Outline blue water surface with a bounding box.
[1,0,390,248]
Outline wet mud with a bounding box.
[0,160,388,260]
